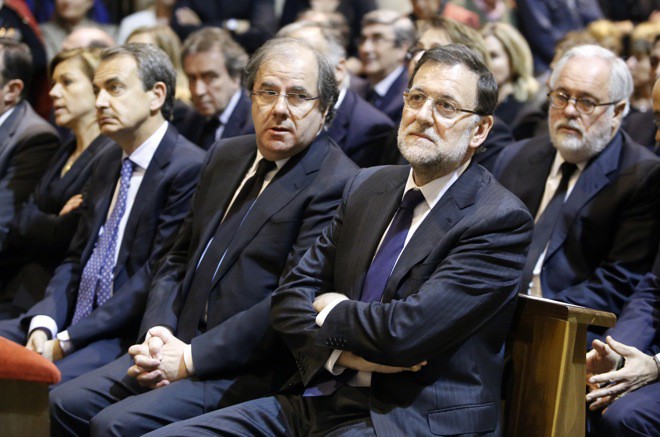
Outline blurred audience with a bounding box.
[117,0,175,44]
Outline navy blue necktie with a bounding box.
[520,162,577,293]
[361,188,425,303]
[73,158,134,324]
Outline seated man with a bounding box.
[0,43,204,384]
[278,21,394,167]
[354,10,415,124]
[50,37,358,436]
[493,45,660,343]
[0,38,60,287]
[145,45,534,436]
[178,27,254,150]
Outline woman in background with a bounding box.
[0,48,113,319]
[481,22,542,140]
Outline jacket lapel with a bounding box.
[545,132,623,260]
[382,163,483,302]
[515,137,555,216]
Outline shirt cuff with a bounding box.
[315,296,349,327]
[324,349,346,375]
[56,330,74,354]
[28,315,58,339]
[184,344,195,376]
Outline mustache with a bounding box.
[401,122,441,142]
[554,119,583,133]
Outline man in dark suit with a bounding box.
[0,38,60,281]
[354,9,415,125]
[144,44,533,437]
[178,27,254,150]
[493,45,660,338]
[171,0,276,53]
[279,22,394,167]
[0,43,204,383]
[585,259,660,436]
[50,37,358,436]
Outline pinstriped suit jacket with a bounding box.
[272,163,534,435]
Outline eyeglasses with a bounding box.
[403,89,484,119]
[251,90,319,109]
[547,91,618,114]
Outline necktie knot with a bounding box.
[559,162,577,183]
[400,188,425,211]
[255,158,276,179]
[121,158,135,178]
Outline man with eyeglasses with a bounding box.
[354,9,415,124]
[50,37,358,436]
[140,44,533,437]
[493,45,660,343]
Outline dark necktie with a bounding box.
[304,189,425,397]
[361,188,425,303]
[520,162,578,293]
[72,158,134,324]
[367,87,382,109]
[198,117,221,151]
[180,158,276,338]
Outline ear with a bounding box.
[148,81,167,114]
[2,79,24,106]
[468,115,494,150]
[613,100,626,119]
[335,58,348,86]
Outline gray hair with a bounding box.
[550,44,633,116]
[244,37,338,125]
[277,22,346,68]
[101,43,176,119]
[362,10,416,49]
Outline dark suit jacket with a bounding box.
[0,100,60,254]
[606,247,660,355]
[23,125,204,350]
[271,163,534,435]
[493,131,660,318]
[139,134,357,386]
[327,89,394,167]
[171,0,276,53]
[179,91,254,151]
[365,67,408,125]
[0,135,113,313]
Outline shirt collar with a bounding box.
[124,121,168,170]
[0,105,16,127]
[374,65,405,98]
[404,160,471,210]
[334,87,347,109]
[218,89,243,126]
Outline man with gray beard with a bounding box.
[493,44,660,343]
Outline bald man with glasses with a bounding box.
[50,37,358,436]
[493,44,660,343]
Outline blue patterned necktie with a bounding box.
[72,158,134,324]
[360,188,425,303]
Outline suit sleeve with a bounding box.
[65,160,203,349]
[273,182,534,384]
[189,163,354,378]
[556,163,660,316]
[0,130,60,251]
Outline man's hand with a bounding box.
[42,339,65,361]
[586,338,621,385]
[127,334,165,388]
[313,293,347,313]
[147,328,190,387]
[337,351,427,374]
[586,336,659,410]
[26,329,48,354]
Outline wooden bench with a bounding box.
[504,295,616,437]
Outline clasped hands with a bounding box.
[127,326,191,389]
[585,335,658,411]
[25,329,64,362]
[313,293,427,374]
